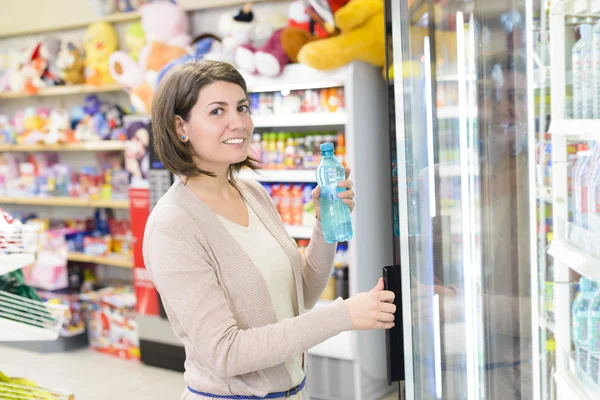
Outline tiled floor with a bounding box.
[0,345,399,400]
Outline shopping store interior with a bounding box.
[0,0,398,399]
[3,0,600,399]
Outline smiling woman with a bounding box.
[151,60,259,182]
[144,59,392,400]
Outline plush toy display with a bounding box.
[84,21,119,86]
[56,41,86,85]
[45,109,70,145]
[108,1,190,114]
[297,0,385,71]
[124,22,146,61]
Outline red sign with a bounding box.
[129,187,159,316]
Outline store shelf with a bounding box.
[285,225,312,239]
[0,0,271,39]
[243,63,347,93]
[0,83,124,99]
[550,119,600,140]
[0,141,127,152]
[0,254,36,276]
[67,252,133,268]
[548,238,600,281]
[238,169,317,183]
[0,196,129,209]
[252,112,346,128]
[555,370,596,400]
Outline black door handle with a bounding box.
[383,265,404,385]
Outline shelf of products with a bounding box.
[0,83,124,99]
[67,252,133,268]
[0,196,129,209]
[0,140,127,153]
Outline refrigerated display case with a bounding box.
[383,0,540,399]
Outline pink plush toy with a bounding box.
[108,1,191,113]
[237,29,289,77]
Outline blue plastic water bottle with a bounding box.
[316,142,353,243]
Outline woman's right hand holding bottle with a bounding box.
[344,278,396,330]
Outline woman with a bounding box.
[143,59,396,400]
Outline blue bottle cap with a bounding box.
[320,142,334,153]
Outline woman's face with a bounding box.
[180,81,253,172]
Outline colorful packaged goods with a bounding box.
[81,286,140,361]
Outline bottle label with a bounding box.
[574,315,589,341]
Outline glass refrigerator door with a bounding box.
[385,0,540,399]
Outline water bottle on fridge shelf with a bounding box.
[588,287,600,383]
[583,24,594,118]
[573,24,593,119]
[593,21,600,118]
[587,142,600,233]
[573,277,597,374]
[316,142,353,243]
[573,144,593,228]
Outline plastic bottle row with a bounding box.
[570,142,600,232]
[572,277,600,383]
[249,87,345,116]
[249,131,346,170]
[572,20,600,119]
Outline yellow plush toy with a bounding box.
[84,22,118,86]
[297,0,384,71]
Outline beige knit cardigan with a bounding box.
[142,178,353,397]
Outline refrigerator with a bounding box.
[382,0,538,399]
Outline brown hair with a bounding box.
[151,59,257,182]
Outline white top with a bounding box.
[216,201,304,394]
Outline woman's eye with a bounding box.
[210,108,224,116]
[238,105,250,113]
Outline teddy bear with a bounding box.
[108,1,190,114]
[84,21,119,86]
[297,0,385,71]
[56,41,86,85]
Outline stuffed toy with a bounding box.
[156,34,221,84]
[40,37,63,86]
[297,0,385,71]
[203,4,257,64]
[21,43,48,95]
[56,41,86,85]
[139,1,191,48]
[125,22,146,61]
[84,22,119,86]
[108,1,190,114]
[45,109,70,145]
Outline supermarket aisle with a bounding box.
[0,345,399,399]
[0,346,185,399]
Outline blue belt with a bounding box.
[187,377,306,399]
